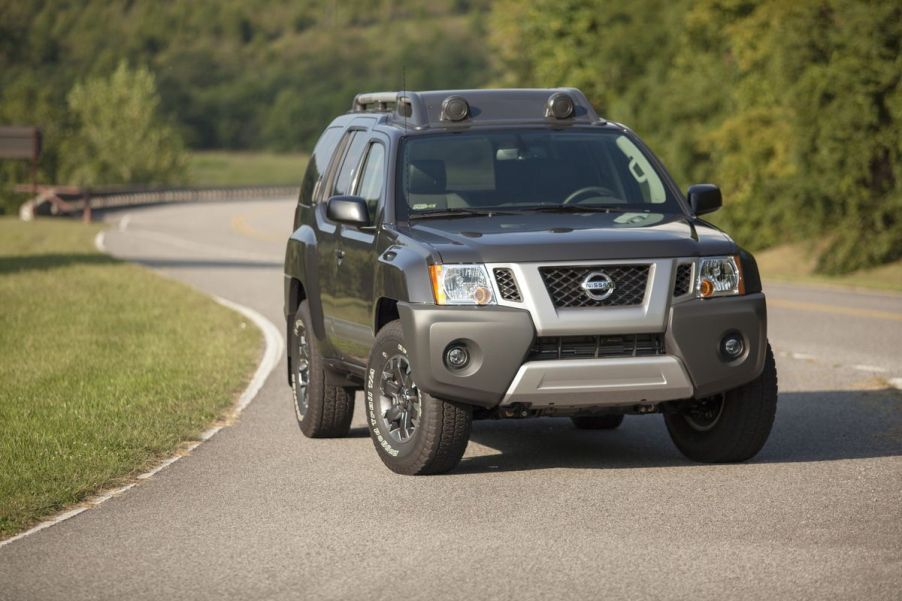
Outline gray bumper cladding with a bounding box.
[667,293,768,398]
[397,303,535,407]
[501,356,694,408]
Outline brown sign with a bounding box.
[0,126,42,160]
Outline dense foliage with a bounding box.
[0,0,491,212]
[490,0,901,272]
[1,0,898,271]
[63,62,185,186]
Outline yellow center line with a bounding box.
[230,214,285,243]
[769,298,902,322]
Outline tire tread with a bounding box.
[293,301,354,438]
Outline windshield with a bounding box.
[397,129,683,217]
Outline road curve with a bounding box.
[1,199,900,601]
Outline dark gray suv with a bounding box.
[283,88,777,475]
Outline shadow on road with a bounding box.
[128,257,281,270]
[347,426,371,439]
[0,253,120,274]
[458,388,902,474]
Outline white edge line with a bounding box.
[889,378,902,390]
[851,364,888,373]
[212,296,283,412]
[0,236,284,551]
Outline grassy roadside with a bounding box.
[187,150,307,186]
[0,218,261,538]
[756,243,902,293]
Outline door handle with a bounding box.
[335,248,346,260]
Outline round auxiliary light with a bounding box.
[444,344,470,370]
[546,92,575,119]
[720,334,745,360]
[441,95,470,122]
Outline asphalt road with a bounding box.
[2,199,901,600]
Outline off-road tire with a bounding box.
[665,344,778,463]
[365,320,472,475]
[571,414,625,430]
[291,300,354,438]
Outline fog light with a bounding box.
[721,334,744,359]
[445,344,469,369]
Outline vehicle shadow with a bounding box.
[457,388,902,474]
[346,426,371,439]
[0,253,120,274]
[128,257,282,270]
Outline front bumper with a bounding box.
[501,356,693,408]
[398,293,767,410]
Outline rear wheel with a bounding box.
[291,301,354,438]
[365,321,472,475]
[665,344,777,462]
[571,414,624,430]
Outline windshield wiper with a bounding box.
[516,204,636,213]
[409,208,522,219]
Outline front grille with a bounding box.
[539,264,650,308]
[673,263,693,297]
[493,268,522,302]
[527,333,665,361]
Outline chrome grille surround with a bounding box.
[486,258,681,336]
[539,264,650,308]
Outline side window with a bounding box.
[299,126,342,206]
[355,143,386,219]
[332,132,369,197]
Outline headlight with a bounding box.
[428,264,496,305]
[696,255,745,298]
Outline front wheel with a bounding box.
[665,344,778,462]
[365,321,472,475]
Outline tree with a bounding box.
[61,62,185,186]
[489,0,901,273]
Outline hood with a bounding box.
[398,212,736,263]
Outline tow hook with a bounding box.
[500,403,532,418]
[635,404,657,414]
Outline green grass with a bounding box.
[187,150,307,186]
[757,242,902,292]
[0,218,261,537]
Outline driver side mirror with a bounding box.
[326,195,370,227]
[687,184,722,216]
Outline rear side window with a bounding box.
[298,126,342,206]
[332,132,369,197]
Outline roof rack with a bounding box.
[351,92,400,113]
[350,88,604,130]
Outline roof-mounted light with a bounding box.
[440,95,469,122]
[546,92,575,119]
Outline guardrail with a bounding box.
[16,184,299,222]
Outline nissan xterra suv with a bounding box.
[284,88,777,475]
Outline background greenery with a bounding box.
[1,0,899,273]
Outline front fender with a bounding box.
[284,223,327,342]
[372,239,436,306]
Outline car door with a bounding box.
[332,137,387,364]
[318,129,370,356]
